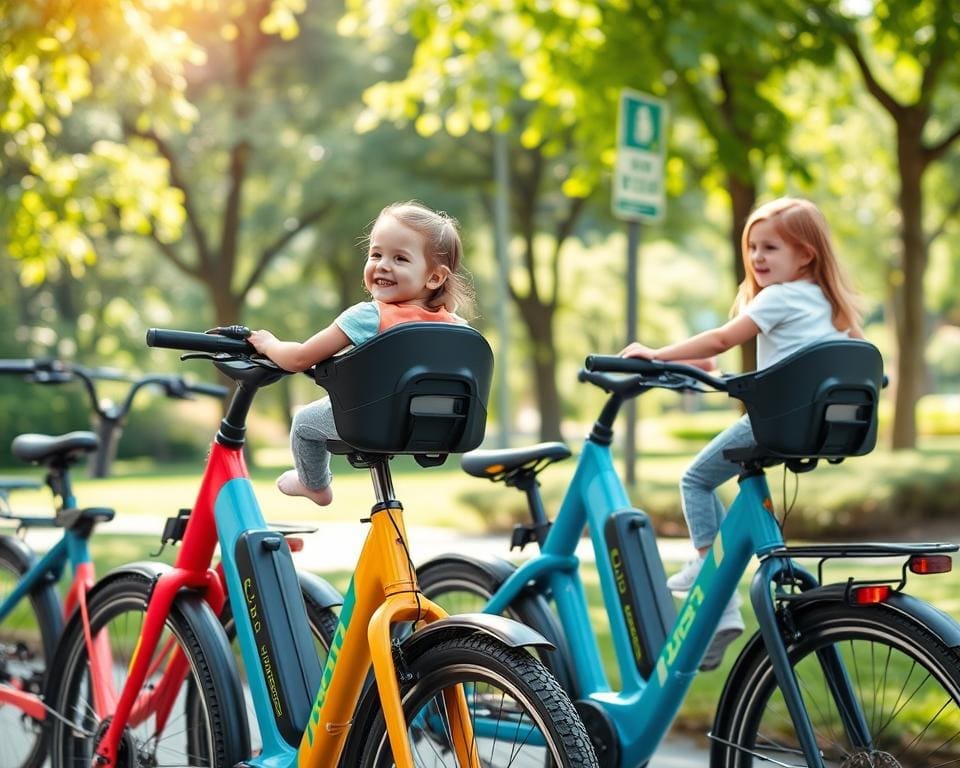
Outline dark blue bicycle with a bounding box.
[417,340,960,767]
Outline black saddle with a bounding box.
[11,431,100,467]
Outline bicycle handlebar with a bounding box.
[0,356,228,419]
[584,354,729,392]
[0,359,43,375]
[146,328,253,354]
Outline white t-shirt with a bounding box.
[744,281,849,369]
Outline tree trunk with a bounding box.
[728,175,757,373]
[516,297,563,442]
[890,125,928,449]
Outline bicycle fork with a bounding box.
[751,558,873,767]
[296,463,480,768]
[90,567,226,766]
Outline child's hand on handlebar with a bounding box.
[247,330,277,356]
[620,342,717,373]
[620,342,658,359]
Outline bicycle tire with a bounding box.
[710,601,960,767]
[0,535,63,768]
[417,556,576,695]
[45,572,249,768]
[352,633,599,767]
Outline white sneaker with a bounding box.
[666,554,706,593]
[700,594,745,671]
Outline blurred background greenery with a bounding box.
[2,0,959,537]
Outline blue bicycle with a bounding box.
[416,339,960,767]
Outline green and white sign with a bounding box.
[612,89,667,222]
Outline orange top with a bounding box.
[377,301,462,332]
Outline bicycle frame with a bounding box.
[483,436,811,767]
[91,433,476,768]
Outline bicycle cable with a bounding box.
[385,508,424,623]
[780,463,800,532]
[41,699,95,737]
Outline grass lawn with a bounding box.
[6,434,958,539]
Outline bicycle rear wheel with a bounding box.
[45,572,248,768]
[711,602,960,767]
[354,633,598,767]
[0,535,63,768]
[417,557,576,696]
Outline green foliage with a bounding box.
[916,394,960,436]
[1,0,203,277]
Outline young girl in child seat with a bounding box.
[249,201,472,506]
[621,197,864,669]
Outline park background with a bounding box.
[3,0,960,735]
[3,0,959,535]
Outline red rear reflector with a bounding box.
[286,537,304,553]
[908,555,953,574]
[853,584,891,605]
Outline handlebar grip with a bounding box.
[0,359,37,374]
[146,328,252,354]
[584,355,663,374]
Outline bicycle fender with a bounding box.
[0,533,37,568]
[421,553,568,647]
[424,551,518,581]
[420,552,576,693]
[84,560,172,603]
[403,613,554,656]
[297,569,343,611]
[885,591,960,648]
[791,583,960,649]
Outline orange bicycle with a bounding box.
[44,323,599,767]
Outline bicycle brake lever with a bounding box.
[180,352,227,362]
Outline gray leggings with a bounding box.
[290,397,340,491]
[680,415,756,549]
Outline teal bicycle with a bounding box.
[417,339,960,767]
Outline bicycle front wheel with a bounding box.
[356,633,598,767]
[711,602,960,767]
[46,572,248,768]
[0,535,63,768]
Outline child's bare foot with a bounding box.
[276,469,333,506]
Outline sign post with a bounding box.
[613,89,667,223]
[612,89,667,487]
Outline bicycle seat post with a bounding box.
[368,458,397,506]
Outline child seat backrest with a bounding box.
[725,340,883,459]
[313,323,493,457]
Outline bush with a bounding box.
[456,435,960,543]
[116,398,219,463]
[917,394,960,437]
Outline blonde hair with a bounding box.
[372,201,475,315]
[733,197,861,332]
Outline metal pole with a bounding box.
[493,129,511,448]
[624,221,641,486]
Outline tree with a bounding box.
[646,0,839,370]
[341,0,656,440]
[2,0,359,331]
[1,0,199,279]
[808,0,960,448]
